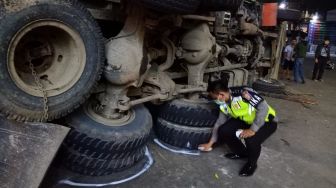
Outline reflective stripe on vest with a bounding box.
[219,98,276,125]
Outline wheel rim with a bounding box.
[7,20,86,97]
[85,101,136,127]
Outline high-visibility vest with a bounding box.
[219,96,276,125]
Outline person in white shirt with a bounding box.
[283,39,297,80]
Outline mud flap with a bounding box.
[0,116,69,188]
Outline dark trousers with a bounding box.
[218,118,277,165]
[312,57,328,80]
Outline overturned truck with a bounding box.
[0,0,282,181]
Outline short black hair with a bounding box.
[324,36,330,41]
[207,80,229,93]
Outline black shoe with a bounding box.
[302,80,305,84]
[239,163,257,177]
[224,153,247,160]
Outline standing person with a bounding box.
[294,35,308,84]
[283,39,297,80]
[198,81,278,177]
[313,37,331,82]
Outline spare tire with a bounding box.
[252,79,286,94]
[0,0,104,122]
[155,118,212,150]
[158,98,219,128]
[141,0,201,14]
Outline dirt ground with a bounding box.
[46,57,336,188]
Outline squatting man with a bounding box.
[199,81,278,176]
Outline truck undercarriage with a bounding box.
[0,0,285,186]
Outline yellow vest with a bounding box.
[219,97,276,125]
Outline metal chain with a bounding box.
[29,62,49,122]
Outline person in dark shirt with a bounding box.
[313,37,331,82]
[294,35,307,84]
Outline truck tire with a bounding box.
[252,79,286,94]
[61,146,146,176]
[141,0,201,14]
[0,0,104,122]
[145,102,162,122]
[155,118,212,150]
[62,103,152,160]
[158,98,219,128]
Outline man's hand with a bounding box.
[240,129,255,139]
[198,143,213,152]
[315,58,319,63]
[242,90,251,101]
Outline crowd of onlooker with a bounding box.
[281,35,332,83]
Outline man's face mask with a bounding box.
[214,99,226,106]
[210,91,229,105]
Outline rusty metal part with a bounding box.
[70,0,275,114]
[29,62,49,122]
[179,23,216,64]
[176,86,206,94]
[158,38,176,71]
[215,11,231,27]
[240,17,264,36]
[86,100,135,126]
[221,44,240,56]
[118,93,169,111]
[250,36,265,68]
[181,15,216,22]
[219,41,253,64]
[214,11,232,46]
[96,85,130,119]
[119,84,207,110]
[178,23,217,86]
[144,66,175,96]
[86,1,123,21]
[104,2,146,87]
[186,63,209,86]
[148,48,166,62]
[101,2,150,119]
